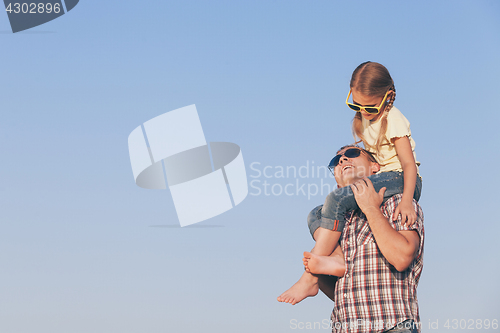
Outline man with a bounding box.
[304,146,424,333]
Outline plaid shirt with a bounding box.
[331,194,424,333]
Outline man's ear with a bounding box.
[371,162,380,174]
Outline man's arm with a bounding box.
[361,208,419,271]
[350,178,420,272]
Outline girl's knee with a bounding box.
[325,188,348,207]
[307,205,323,229]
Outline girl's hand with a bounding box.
[393,199,417,227]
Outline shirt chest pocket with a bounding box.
[355,221,375,245]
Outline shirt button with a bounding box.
[345,274,350,278]
[344,293,347,297]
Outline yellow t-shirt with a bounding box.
[361,106,420,173]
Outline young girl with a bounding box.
[278,61,421,305]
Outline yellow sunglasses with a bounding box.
[345,89,391,115]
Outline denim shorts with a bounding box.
[307,171,422,238]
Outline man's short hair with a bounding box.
[336,145,378,164]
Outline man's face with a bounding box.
[333,147,380,187]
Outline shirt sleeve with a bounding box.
[383,194,424,238]
[385,108,412,141]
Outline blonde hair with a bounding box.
[350,61,396,155]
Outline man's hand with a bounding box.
[350,177,386,215]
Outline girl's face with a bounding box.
[351,89,390,122]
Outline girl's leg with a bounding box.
[277,213,342,305]
[319,171,407,232]
[309,206,342,254]
[276,270,319,305]
[304,242,346,277]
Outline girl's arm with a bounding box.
[392,136,418,226]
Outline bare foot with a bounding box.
[303,251,345,276]
[277,271,318,305]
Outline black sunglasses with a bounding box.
[328,148,363,170]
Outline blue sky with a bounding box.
[1,1,499,332]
